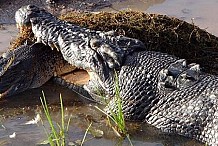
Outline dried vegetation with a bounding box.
[11,11,218,74]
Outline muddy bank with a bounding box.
[0,0,115,52]
[0,0,114,24]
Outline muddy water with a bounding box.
[0,25,18,53]
[103,0,218,36]
[0,0,217,145]
[146,0,218,36]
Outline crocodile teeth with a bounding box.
[189,64,200,71]
[176,59,187,67]
[48,42,55,50]
[54,72,57,76]
[36,37,42,43]
[42,40,47,46]
[51,41,60,51]
[2,53,7,58]
[104,30,115,36]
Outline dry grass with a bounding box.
[10,11,218,74]
[10,27,33,50]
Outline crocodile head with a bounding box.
[15,5,55,32]
[0,44,37,98]
[0,43,75,98]
[13,5,147,100]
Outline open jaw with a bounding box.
[15,5,145,68]
[13,5,146,100]
[1,4,118,100]
[0,43,93,99]
[0,12,95,99]
[6,5,93,97]
[0,42,82,98]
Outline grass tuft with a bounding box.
[111,71,126,135]
[40,91,70,146]
[95,72,126,136]
[95,71,133,145]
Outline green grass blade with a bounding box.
[40,91,60,146]
[60,94,65,146]
[126,134,133,146]
[81,122,92,146]
[66,115,72,132]
[60,94,64,131]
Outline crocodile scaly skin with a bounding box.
[0,43,74,98]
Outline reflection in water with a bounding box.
[0,101,203,146]
[102,0,165,11]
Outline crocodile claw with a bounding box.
[158,59,201,90]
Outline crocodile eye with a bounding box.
[27,5,35,9]
[92,41,101,47]
[90,39,101,49]
[30,18,38,24]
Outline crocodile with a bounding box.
[0,43,75,98]
[1,5,218,145]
